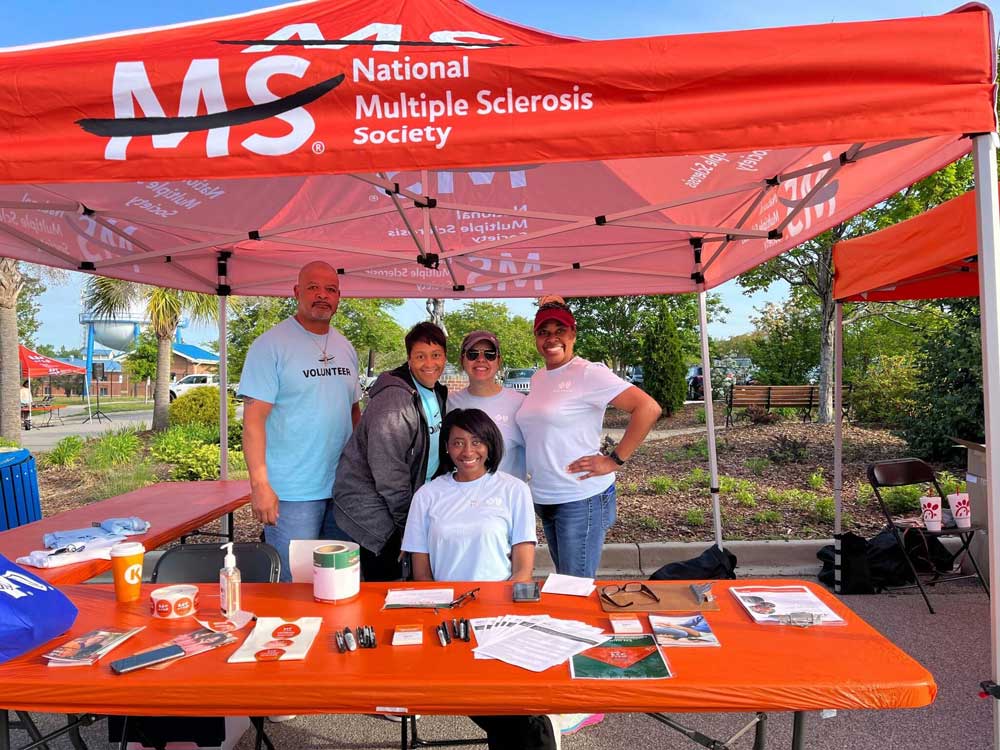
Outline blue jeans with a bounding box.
[535,484,617,578]
[264,499,353,582]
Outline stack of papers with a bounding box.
[383,588,455,609]
[730,585,845,626]
[43,626,145,667]
[470,614,609,672]
[540,573,595,597]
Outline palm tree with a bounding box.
[84,279,218,431]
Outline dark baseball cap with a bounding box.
[460,330,501,357]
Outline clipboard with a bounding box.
[598,582,720,613]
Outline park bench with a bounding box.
[725,383,852,426]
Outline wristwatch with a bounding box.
[609,450,626,466]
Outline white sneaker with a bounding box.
[266,715,297,723]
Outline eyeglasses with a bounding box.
[600,582,661,608]
[465,349,498,361]
[447,587,480,609]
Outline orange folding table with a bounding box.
[0,579,934,750]
[0,480,250,585]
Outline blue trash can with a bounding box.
[0,449,41,532]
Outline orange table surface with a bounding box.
[0,580,935,717]
[0,481,250,585]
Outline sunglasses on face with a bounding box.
[600,582,661,608]
[465,349,498,362]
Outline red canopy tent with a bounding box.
[2,1,1000,733]
[18,346,86,379]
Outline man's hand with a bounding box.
[566,453,619,480]
[251,481,280,526]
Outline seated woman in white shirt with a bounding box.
[402,408,557,750]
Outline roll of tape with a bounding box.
[150,584,199,619]
[313,542,361,603]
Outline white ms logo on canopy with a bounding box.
[77,22,504,161]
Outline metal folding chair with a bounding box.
[867,458,989,614]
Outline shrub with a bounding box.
[733,489,757,508]
[649,476,678,494]
[228,420,244,451]
[171,443,221,480]
[719,475,753,494]
[745,457,770,475]
[855,482,874,506]
[682,509,705,526]
[169,386,237,427]
[685,439,709,460]
[0,437,19,449]
[98,461,158,499]
[638,516,661,531]
[807,467,825,490]
[620,482,639,494]
[152,423,219,464]
[687,467,711,489]
[695,407,706,424]
[767,434,809,464]
[746,406,780,425]
[937,470,965,496]
[753,510,782,524]
[812,497,835,523]
[881,485,923,515]
[92,427,141,469]
[641,300,687,416]
[852,353,919,427]
[45,436,86,467]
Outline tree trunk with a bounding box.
[0,260,23,443]
[815,233,840,424]
[153,334,173,431]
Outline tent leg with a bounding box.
[698,290,723,550]
[218,294,229,483]
[973,131,1000,750]
[833,302,844,593]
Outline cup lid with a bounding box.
[110,541,145,556]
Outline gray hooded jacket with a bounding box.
[332,363,447,554]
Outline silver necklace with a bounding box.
[304,327,334,363]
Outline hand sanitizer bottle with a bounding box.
[220,542,241,618]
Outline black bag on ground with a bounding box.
[864,529,915,588]
[901,527,955,574]
[649,544,737,580]
[817,532,875,594]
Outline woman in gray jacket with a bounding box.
[333,322,448,581]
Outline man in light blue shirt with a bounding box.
[239,261,361,581]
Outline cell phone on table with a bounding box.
[110,644,185,674]
[512,581,541,602]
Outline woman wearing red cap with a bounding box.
[516,296,661,579]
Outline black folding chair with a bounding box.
[109,543,281,750]
[867,458,989,614]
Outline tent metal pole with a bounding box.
[218,296,229,483]
[833,301,844,594]
[697,290,723,549]
[972,131,1000,748]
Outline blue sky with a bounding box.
[6,0,996,351]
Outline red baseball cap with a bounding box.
[534,306,576,332]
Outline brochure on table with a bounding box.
[570,634,672,679]
[730,585,845,625]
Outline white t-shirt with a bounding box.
[447,387,526,480]
[238,317,362,502]
[515,357,630,505]
[401,471,537,582]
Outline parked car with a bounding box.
[169,373,220,401]
[624,365,644,387]
[686,365,704,401]
[502,368,536,394]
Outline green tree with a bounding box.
[85,279,217,430]
[35,344,86,398]
[902,298,983,460]
[739,158,974,422]
[227,297,297,383]
[124,330,159,383]
[442,301,536,369]
[16,270,45,349]
[641,300,687,415]
[565,294,728,374]
[747,300,821,385]
[334,298,406,373]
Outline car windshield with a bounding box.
[506,369,534,379]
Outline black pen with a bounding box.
[442,620,453,644]
[451,618,459,640]
[334,631,347,653]
[368,626,377,648]
[461,619,470,642]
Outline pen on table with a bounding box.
[48,543,85,556]
[436,624,448,647]
[451,618,459,640]
[356,626,365,648]
[442,621,452,644]
[368,626,377,648]
[343,627,358,651]
[461,619,470,642]
[334,631,347,653]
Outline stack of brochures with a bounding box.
[43,626,145,667]
[470,614,609,672]
[227,617,322,663]
[730,585,845,626]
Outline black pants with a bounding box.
[469,715,557,750]
[360,529,403,581]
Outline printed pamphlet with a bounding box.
[730,585,845,625]
[649,614,720,647]
[227,617,322,663]
[43,626,145,666]
[132,627,239,670]
[392,624,424,646]
[570,634,672,679]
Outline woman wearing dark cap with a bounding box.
[516,295,661,579]
[447,329,527,479]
